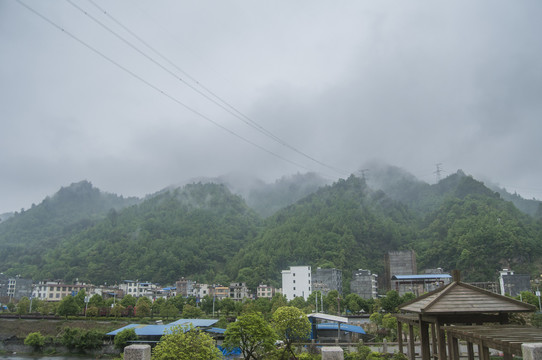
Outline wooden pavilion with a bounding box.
[395,270,537,360]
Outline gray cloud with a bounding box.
[1,0,542,213]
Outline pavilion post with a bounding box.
[435,320,447,360]
[398,320,404,355]
[467,342,474,360]
[431,323,438,359]
[479,344,490,360]
[409,324,416,360]
[420,317,431,360]
[451,336,460,360]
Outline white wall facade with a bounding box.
[281,266,311,301]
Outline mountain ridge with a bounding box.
[1,166,540,289]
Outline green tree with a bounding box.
[88,294,105,308]
[181,304,203,318]
[121,294,137,308]
[74,288,87,309]
[200,295,215,315]
[324,290,341,314]
[220,298,236,316]
[114,328,137,350]
[152,297,166,317]
[86,306,99,317]
[152,324,221,360]
[167,295,185,313]
[24,331,45,349]
[110,304,125,318]
[224,312,277,360]
[136,301,151,318]
[243,298,272,318]
[17,297,31,315]
[57,295,80,318]
[381,314,398,340]
[270,294,288,314]
[344,293,361,314]
[136,297,152,318]
[518,291,540,309]
[369,312,383,328]
[160,303,179,319]
[381,290,402,313]
[289,296,306,310]
[401,292,416,304]
[272,306,311,360]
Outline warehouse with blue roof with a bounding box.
[106,318,224,345]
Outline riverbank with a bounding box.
[0,318,129,358]
[0,318,129,338]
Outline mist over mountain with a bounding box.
[0,165,540,288]
[169,172,331,218]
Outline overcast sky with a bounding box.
[1,1,541,214]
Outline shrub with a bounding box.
[60,327,104,351]
[80,330,104,350]
[152,325,221,360]
[60,328,83,350]
[24,332,45,349]
[114,328,138,350]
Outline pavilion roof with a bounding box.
[399,280,535,315]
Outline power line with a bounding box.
[81,0,350,177]
[15,0,315,173]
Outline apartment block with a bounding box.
[282,265,311,301]
[350,269,378,299]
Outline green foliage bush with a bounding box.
[24,331,45,349]
[152,324,221,360]
[60,327,104,351]
[114,328,138,350]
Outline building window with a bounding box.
[293,287,296,290]
[293,280,296,283]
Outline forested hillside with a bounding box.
[0,180,139,278]
[0,169,541,290]
[31,183,260,285]
[229,175,418,289]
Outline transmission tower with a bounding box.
[434,163,443,183]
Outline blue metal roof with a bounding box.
[206,327,226,334]
[106,319,219,336]
[392,274,451,280]
[317,323,366,334]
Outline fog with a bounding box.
[1,1,541,213]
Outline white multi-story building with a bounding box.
[257,284,279,299]
[281,266,311,301]
[119,280,157,298]
[192,283,210,299]
[32,281,88,301]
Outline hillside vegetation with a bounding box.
[0,168,541,290]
